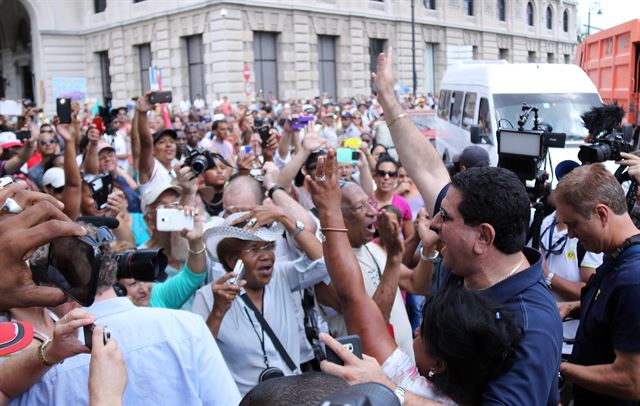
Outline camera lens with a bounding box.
[578,143,612,163]
[190,155,208,175]
[113,249,168,282]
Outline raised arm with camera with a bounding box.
[135,92,155,185]
[82,125,101,175]
[374,48,449,214]
[3,123,37,175]
[57,122,82,219]
[0,309,95,406]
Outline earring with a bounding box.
[428,368,436,378]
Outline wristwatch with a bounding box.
[393,386,406,405]
[267,184,286,200]
[290,220,305,238]
[545,272,555,288]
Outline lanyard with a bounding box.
[540,217,568,260]
[243,291,270,368]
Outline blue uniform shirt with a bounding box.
[434,247,563,405]
[571,245,640,406]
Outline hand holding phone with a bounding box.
[323,335,363,366]
[149,91,172,104]
[156,208,194,232]
[84,323,111,350]
[57,98,72,124]
[227,260,245,286]
[336,148,361,164]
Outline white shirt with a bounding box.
[180,99,192,113]
[194,98,206,110]
[11,297,241,406]
[539,212,603,301]
[139,158,177,199]
[321,242,414,359]
[191,256,329,395]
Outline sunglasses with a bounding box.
[375,170,398,178]
[40,139,58,146]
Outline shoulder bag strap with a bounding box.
[240,293,297,372]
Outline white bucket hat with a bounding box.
[203,212,284,261]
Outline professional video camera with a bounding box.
[497,103,567,249]
[578,104,634,163]
[182,147,230,175]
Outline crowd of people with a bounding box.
[0,47,639,406]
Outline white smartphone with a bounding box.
[156,208,194,232]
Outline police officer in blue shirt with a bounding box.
[555,163,640,405]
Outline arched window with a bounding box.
[527,2,534,26]
[546,6,553,29]
[497,0,506,21]
[563,10,569,32]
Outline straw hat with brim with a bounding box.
[203,212,284,262]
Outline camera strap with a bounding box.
[240,293,297,373]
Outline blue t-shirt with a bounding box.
[434,247,562,405]
[571,245,640,406]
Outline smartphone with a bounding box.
[84,173,113,210]
[324,335,363,366]
[57,98,72,124]
[336,148,360,164]
[149,91,173,104]
[15,131,30,142]
[92,117,106,134]
[83,323,111,350]
[0,176,14,189]
[258,126,271,149]
[239,145,252,157]
[31,236,101,306]
[156,208,194,232]
[291,115,315,130]
[343,137,362,149]
[228,259,245,286]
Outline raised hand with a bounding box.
[377,210,404,258]
[301,121,327,152]
[372,47,397,106]
[306,148,342,213]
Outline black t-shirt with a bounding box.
[571,245,640,406]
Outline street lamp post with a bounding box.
[586,1,602,36]
[411,0,417,98]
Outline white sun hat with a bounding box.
[203,212,284,261]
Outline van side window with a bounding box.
[438,90,450,119]
[462,92,477,129]
[478,97,492,135]
[450,91,464,126]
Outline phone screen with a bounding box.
[56,98,72,124]
[32,236,101,306]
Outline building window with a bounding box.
[253,32,278,98]
[546,6,553,30]
[424,0,436,10]
[464,0,473,16]
[94,0,106,13]
[498,48,509,61]
[318,36,337,99]
[186,35,205,102]
[137,43,151,93]
[528,51,536,63]
[370,38,386,92]
[564,54,571,64]
[527,2,534,26]
[547,52,554,63]
[97,51,111,101]
[472,46,479,60]
[497,0,506,21]
[563,10,569,32]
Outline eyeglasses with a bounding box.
[39,139,58,146]
[242,242,276,255]
[375,170,398,178]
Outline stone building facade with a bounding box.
[0,0,579,112]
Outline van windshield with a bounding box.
[493,93,601,141]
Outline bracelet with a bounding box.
[545,272,555,288]
[320,227,348,233]
[267,184,286,200]
[188,243,206,255]
[38,338,63,367]
[420,246,440,262]
[393,386,406,405]
[386,112,408,129]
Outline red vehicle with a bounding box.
[576,19,640,133]
[408,110,436,145]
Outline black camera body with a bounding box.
[578,131,633,163]
[182,147,230,176]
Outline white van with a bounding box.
[435,61,602,177]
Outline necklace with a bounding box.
[465,255,526,290]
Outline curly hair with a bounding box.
[451,167,530,254]
[422,286,523,404]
